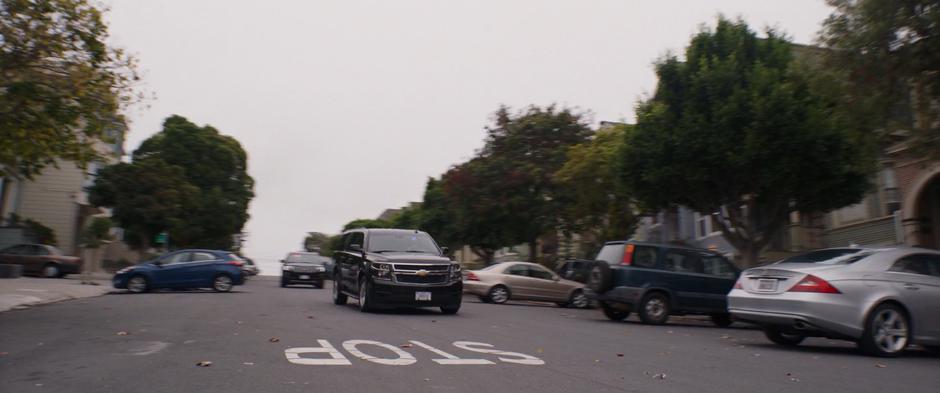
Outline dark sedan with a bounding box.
[112,249,245,293]
[0,243,82,278]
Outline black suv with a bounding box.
[280,252,331,288]
[585,241,740,326]
[331,228,462,314]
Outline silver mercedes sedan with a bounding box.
[728,247,940,357]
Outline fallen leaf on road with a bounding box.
[720,335,732,339]
[431,320,437,323]
[400,344,413,348]
[424,378,431,382]
[307,316,314,319]
[617,353,624,357]
[196,361,213,367]
[875,364,887,368]
[243,362,254,366]
[116,331,129,336]
[653,373,667,380]
[753,353,761,357]
[269,338,280,342]
[594,359,600,363]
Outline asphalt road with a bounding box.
[1,277,938,393]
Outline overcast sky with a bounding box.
[104,0,833,270]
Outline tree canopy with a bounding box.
[0,0,141,179]
[618,17,873,265]
[90,115,254,251]
[820,0,940,158]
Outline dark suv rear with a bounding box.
[585,241,740,326]
[331,228,462,314]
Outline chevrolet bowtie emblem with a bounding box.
[416,270,429,277]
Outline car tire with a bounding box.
[764,328,805,346]
[280,277,288,288]
[441,304,460,315]
[600,301,630,321]
[858,303,910,357]
[42,263,61,278]
[638,292,670,325]
[358,279,374,312]
[479,296,492,303]
[127,275,149,293]
[486,285,510,304]
[566,290,590,309]
[586,261,613,293]
[212,274,234,292]
[710,313,734,328]
[331,278,347,305]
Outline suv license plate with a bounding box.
[757,279,777,292]
[299,275,310,280]
[415,291,432,301]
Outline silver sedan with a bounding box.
[728,247,940,357]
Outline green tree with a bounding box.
[88,159,198,252]
[0,0,141,179]
[342,218,390,232]
[618,18,872,266]
[475,105,593,262]
[437,159,515,263]
[388,205,423,229]
[132,116,254,249]
[820,0,940,158]
[303,232,331,252]
[554,124,636,254]
[415,178,460,254]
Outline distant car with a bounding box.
[112,249,245,293]
[585,241,740,326]
[463,262,590,308]
[281,252,330,288]
[729,247,940,357]
[0,243,82,278]
[241,257,260,277]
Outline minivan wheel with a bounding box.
[638,292,670,325]
[859,303,909,357]
[212,275,233,292]
[600,302,630,321]
[487,285,510,304]
[127,275,149,293]
[42,263,61,278]
[331,278,348,305]
[764,328,805,346]
[710,313,733,328]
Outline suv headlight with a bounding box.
[371,262,392,280]
[117,267,134,274]
[282,265,294,271]
[449,263,461,280]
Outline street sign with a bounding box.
[155,232,168,244]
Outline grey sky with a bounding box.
[104,0,833,270]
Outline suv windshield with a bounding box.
[368,232,440,254]
[285,253,327,263]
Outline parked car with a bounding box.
[281,252,330,288]
[0,243,82,278]
[585,241,740,326]
[728,247,940,357]
[464,262,590,308]
[241,257,260,277]
[331,228,462,314]
[112,249,245,293]
[556,259,594,283]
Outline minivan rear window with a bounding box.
[596,244,625,266]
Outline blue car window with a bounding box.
[191,252,216,262]
[162,252,191,265]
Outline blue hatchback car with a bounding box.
[113,249,246,293]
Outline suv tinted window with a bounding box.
[633,246,658,268]
[702,255,736,278]
[347,232,364,250]
[596,244,624,266]
[663,250,704,273]
[367,232,439,254]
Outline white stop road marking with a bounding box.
[285,340,543,366]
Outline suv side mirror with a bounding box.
[349,244,363,252]
[441,247,449,255]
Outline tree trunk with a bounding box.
[528,241,538,263]
[470,246,495,265]
[738,244,763,268]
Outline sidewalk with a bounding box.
[0,273,114,312]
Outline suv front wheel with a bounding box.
[638,292,671,325]
[332,277,348,305]
[358,279,375,312]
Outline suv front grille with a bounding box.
[392,263,449,271]
[395,274,448,284]
[391,263,451,285]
